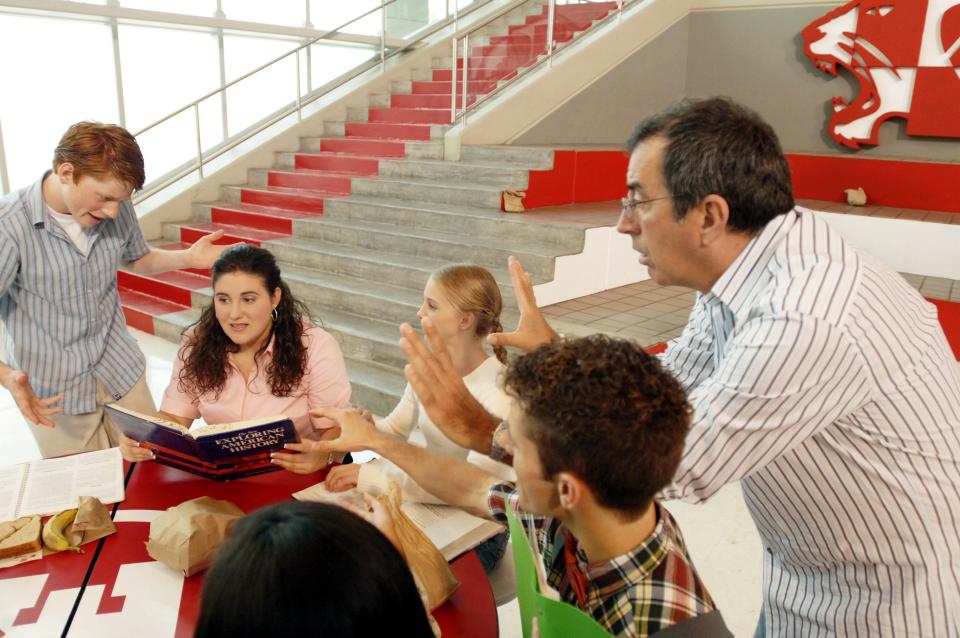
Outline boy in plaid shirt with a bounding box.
[306,334,730,637]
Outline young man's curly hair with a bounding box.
[503,335,692,518]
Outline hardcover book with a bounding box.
[105,404,299,481]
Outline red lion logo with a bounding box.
[802,0,960,149]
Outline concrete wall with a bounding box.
[512,17,690,146]
[512,3,960,162]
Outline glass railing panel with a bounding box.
[308,42,381,90]
[119,24,222,132]
[459,0,550,117]
[454,0,626,123]
[0,14,117,192]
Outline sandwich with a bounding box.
[0,515,42,560]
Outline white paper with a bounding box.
[292,481,502,561]
[12,448,124,518]
[0,464,27,523]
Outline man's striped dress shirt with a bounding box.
[660,207,960,636]
[0,174,150,414]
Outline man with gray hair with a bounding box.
[398,98,960,636]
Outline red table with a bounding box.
[21,461,497,637]
[0,462,136,637]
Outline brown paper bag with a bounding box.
[65,496,117,547]
[378,484,459,610]
[146,496,243,577]
[503,190,526,213]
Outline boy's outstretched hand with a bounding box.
[486,256,559,352]
[400,320,499,454]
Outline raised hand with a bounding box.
[399,320,499,453]
[487,255,558,352]
[186,229,235,269]
[2,369,63,428]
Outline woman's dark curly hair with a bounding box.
[178,244,311,400]
[504,335,692,519]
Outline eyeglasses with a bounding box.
[620,195,673,216]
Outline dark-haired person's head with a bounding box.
[179,244,311,399]
[618,97,795,291]
[503,335,691,520]
[196,501,434,638]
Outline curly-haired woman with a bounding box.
[118,244,351,469]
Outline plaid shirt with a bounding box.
[488,482,717,637]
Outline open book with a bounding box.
[105,404,299,481]
[0,447,125,521]
[292,482,503,561]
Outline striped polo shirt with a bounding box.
[0,173,150,415]
[659,207,960,636]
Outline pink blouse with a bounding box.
[160,324,352,440]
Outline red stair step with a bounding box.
[412,80,496,95]
[391,93,467,109]
[344,121,433,141]
[266,169,353,193]
[294,152,380,175]
[509,20,594,35]
[210,203,322,234]
[320,137,407,157]
[452,54,537,69]
[431,68,513,82]
[240,185,330,213]
[473,43,551,58]
[487,29,583,46]
[120,287,190,334]
[117,270,192,307]
[179,222,290,247]
[367,107,452,125]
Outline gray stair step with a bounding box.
[264,235,523,309]
[350,175,506,209]
[321,195,587,252]
[344,357,406,416]
[287,214,564,279]
[377,158,530,188]
[281,264,423,326]
[460,145,554,168]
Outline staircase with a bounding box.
[119,1,619,415]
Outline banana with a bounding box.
[42,508,83,553]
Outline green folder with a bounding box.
[507,508,611,638]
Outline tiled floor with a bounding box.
[795,197,960,224]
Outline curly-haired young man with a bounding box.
[303,335,731,637]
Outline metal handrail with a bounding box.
[132,0,405,138]
[450,0,635,125]
[128,0,503,202]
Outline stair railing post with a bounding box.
[380,1,387,71]
[0,115,9,196]
[618,0,623,20]
[194,103,204,179]
[461,34,470,125]
[295,48,303,120]
[546,0,555,68]
[450,37,458,122]
[216,0,228,140]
